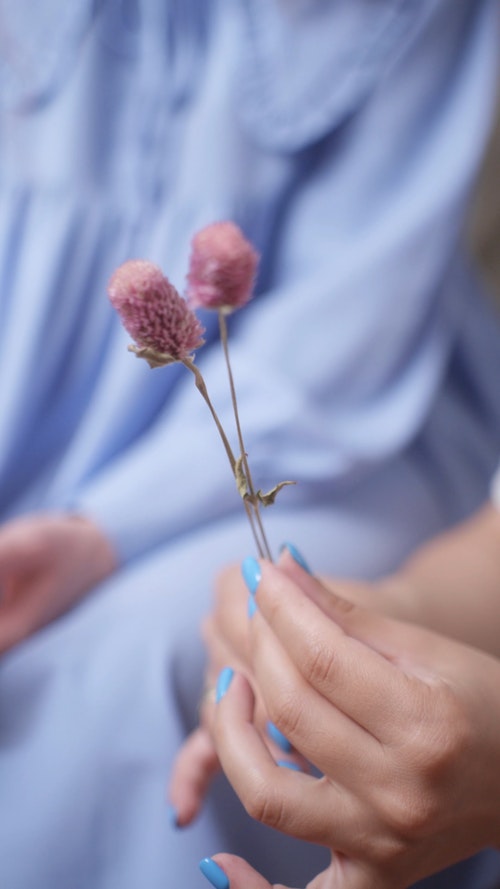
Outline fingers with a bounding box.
[0,575,59,654]
[277,549,449,677]
[182,574,300,828]
[277,548,398,650]
[212,671,361,849]
[0,606,32,653]
[167,662,306,829]
[200,855,376,889]
[0,530,37,606]
[249,559,421,743]
[202,614,249,684]
[211,563,253,669]
[200,855,274,889]
[0,514,117,655]
[249,610,386,788]
[209,560,291,714]
[168,726,221,826]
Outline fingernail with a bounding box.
[199,858,230,889]
[267,721,292,753]
[280,542,312,574]
[166,803,179,829]
[241,556,261,595]
[216,667,234,703]
[276,759,302,772]
[247,595,257,618]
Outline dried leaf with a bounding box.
[257,480,296,507]
[235,456,249,499]
[127,344,177,368]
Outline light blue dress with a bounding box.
[1,2,500,887]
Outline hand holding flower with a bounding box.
[205,558,500,889]
[168,552,313,826]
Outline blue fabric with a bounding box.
[1,1,500,887]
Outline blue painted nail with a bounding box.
[241,556,261,595]
[199,858,230,889]
[277,759,302,772]
[267,721,292,753]
[247,595,257,618]
[280,542,312,574]
[216,667,234,703]
[166,803,179,829]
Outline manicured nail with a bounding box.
[216,667,234,703]
[199,858,230,889]
[267,721,292,753]
[166,803,179,829]
[247,595,257,618]
[241,556,261,595]
[276,759,302,772]
[280,542,312,574]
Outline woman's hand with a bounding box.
[168,548,405,825]
[207,557,500,889]
[168,553,316,825]
[0,513,118,653]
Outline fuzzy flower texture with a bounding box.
[108,259,204,363]
[187,221,258,312]
[108,222,258,364]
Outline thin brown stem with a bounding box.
[182,357,236,471]
[218,312,273,561]
[182,356,265,558]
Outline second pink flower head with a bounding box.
[187,221,259,313]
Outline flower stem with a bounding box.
[182,356,265,558]
[218,312,273,561]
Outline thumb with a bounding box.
[200,855,273,889]
[201,854,375,889]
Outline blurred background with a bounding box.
[470,91,500,306]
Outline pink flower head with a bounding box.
[108,259,205,361]
[187,221,259,312]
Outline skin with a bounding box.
[170,503,500,885]
[204,560,500,888]
[0,513,117,653]
[169,553,311,826]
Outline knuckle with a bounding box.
[381,688,471,841]
[384,786,440,839]
[303,636,336,689]
[411,686,470,780]
[355,825,406,868]
[267,689,304,740]
[243,780,288,831]
[326,589,357,617]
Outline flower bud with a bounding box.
[108,259,204,361]
[187,221,259,312]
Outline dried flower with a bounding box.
[186,221,259,312]
[108,259,204,362]
[108,224,293,561]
